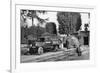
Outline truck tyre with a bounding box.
[78,52,82,56]
[29,47,33,55]
[38,47,44,55]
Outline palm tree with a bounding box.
[27,10,48,26]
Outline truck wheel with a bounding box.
[38,47,44,55]
[29,47,33,55]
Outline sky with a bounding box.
[25,11,90,31]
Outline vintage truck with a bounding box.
[28,36,61,55]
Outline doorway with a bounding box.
[84,37,89,45]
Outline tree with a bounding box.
[21,10,48,26]
[27,10,48,26]
[21,25,28,44]
[28,26,45,38]
[57,12,82,35]
[45,22,57,34]
[20,10,48,43]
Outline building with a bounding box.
[78,31,90,45]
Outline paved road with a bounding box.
[21,46,89,63]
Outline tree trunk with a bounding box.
[32,17,34,26]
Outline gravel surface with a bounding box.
[21,46,89,63]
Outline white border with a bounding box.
[11,1,96,73]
